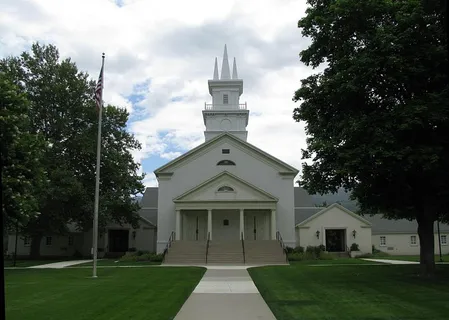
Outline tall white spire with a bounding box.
[220,44,231,80]
[232,57,238,79]
[213,57,219,80]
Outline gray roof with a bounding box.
[138,187,158,226]
[140,187,158,207]
[137,186,449,234]
[294,187,314,207]
[362,214,449,234]
[295,208,321,225]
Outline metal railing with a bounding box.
[276,231,289,263]
[204,102,247,110]
[162,231,175,263]
[241,232,246,264]
[205,232,211,264]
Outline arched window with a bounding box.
[217,160,236,166]
[217,186,234,192]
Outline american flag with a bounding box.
[94,63,104,111]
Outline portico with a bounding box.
[174,204,277,241]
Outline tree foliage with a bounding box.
[0,72,47,232]
[293,0,448,274]
[1,43,145,255]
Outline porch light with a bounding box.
[132,231,136,239]
[316,230,320,239]
[352,230,357,238]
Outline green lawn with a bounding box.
[249,264,449,320]
[5,267,205,320]
[72,259,161,267]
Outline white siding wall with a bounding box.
[372,233,449,255]
[157,139,296,252]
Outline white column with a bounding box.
[207,209,212,240]
[271,209,277,240]
[239,209,244,239]
[175,210,181,240]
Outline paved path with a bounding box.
[28,260,92,269]
[361,258,418,264]
[174,266,277,320]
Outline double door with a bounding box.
[185,213,207,241]
[244,211,268,240]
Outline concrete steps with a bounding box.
[162,240,289,265]
[244,240,288,265]
[162,240,207,265]
[207,241,244,265]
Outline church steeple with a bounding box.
[232,57,238,79]
[213,57,219,80]
[204,46,249,142]
[220,44,231,80]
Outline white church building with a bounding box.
[7,46,449,262]
[154,45,299,254]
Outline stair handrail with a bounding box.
[162,231,176,263]
[276,231,289,263]
[205,232,210,264]
[241,232,246,264]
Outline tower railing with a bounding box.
[204,102,247,110]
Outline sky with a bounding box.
[0,0,322,187]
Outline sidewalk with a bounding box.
[361,258,418,265]
[174,266,277,320]
[27,260,93,269]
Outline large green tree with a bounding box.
[293,0,448,275]
[1,72,46,235]
[1,43,145,256]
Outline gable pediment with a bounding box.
[173,171,278,203]
[154,133,298,177]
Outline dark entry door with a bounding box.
[108,230,129,252]
[325,229,345,252]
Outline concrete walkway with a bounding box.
[28,260,92,269]
[174,266,277,320]
[361,258,418,264]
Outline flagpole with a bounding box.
[92,53,105,278]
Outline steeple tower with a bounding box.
[203,45,249,142]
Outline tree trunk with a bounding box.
[417,214,436,276]
[30,235,42,259]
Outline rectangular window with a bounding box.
[410,235,417,245]
[223,94,229,104]
[222,149,230,154]
[45,236,52,246]
[441,235,447,245]
[68,235,74,246]
[24,237,31,246]
[380,236,386,246]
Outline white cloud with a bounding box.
[0,0,317,188]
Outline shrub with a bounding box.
[305,245,326,258]
[73,250,83,258]
[150,253,164,262]
[294,246,304,253]
[136,250,150,256]
[287,248,332,262]
[285,246,295,254]
[350,243,360,252]
[128,247,137,252]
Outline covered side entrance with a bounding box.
[108,229,129,253]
